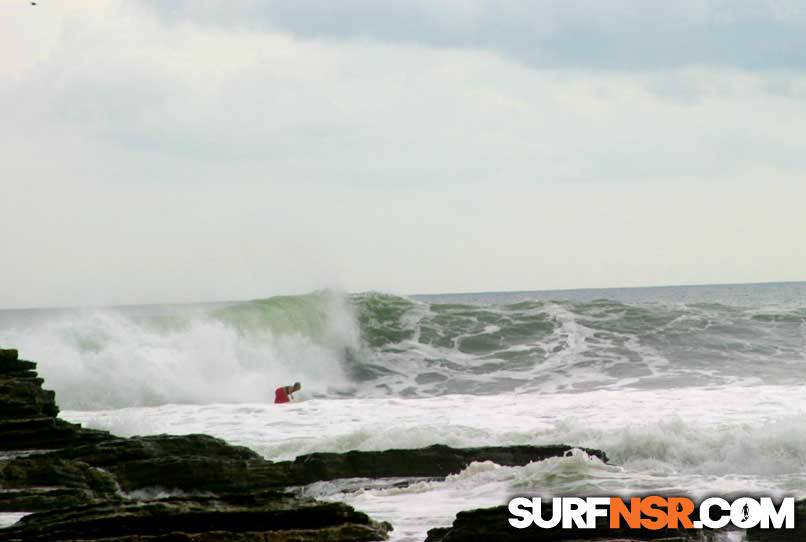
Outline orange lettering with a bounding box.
[666,497,695,529]
[610,497,642,529]
[640,496,668,530]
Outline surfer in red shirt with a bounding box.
[274,382,301,404]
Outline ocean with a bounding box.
[2,281,805,541]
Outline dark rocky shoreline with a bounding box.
[2,347,803,541]
[0,347,605,541]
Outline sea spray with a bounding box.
[1,291,360,408]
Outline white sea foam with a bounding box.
[64,385,806,474]
[63,383,806,542]
[1,293,360,409]
[0,513,29,529]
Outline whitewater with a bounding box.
[2,282,805,541]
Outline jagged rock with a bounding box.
[53,434,262,464]
[0,417,110,452]
[0,375,58,419]
[0,434,292,510]
[41,437,607,496]
[287,444,608,483]
[50,434,293,494]
[0,346,612,541]
[0,350,19,362]
[0,495,391,542]
[0,348,110,452]
[0,487,102,512]
[0,359,36,374]
[0,350,39,380]
[1,455,118,494]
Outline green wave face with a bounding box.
[351,294,556,353]
[351,292,416,348]
[340,292,806,396]
[420,302,555,355]
[212,290,354,343]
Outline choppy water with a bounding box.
[2,281,805,541]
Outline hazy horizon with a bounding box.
[1,278,804,312]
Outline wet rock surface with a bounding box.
[0,348,391,540]
[0,495,388,542]
[288,444,607,483]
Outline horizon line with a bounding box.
[1,278,804,312]
[408,278,806,298]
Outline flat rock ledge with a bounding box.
[0,347,607,541]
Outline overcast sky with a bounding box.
[1,0,805,308]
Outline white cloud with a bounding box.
[1,2,804,307]
[139,0,806,70]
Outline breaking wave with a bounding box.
[1,287,805,409]
[0,292,360,409]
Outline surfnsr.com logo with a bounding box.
[509,497,795,530]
